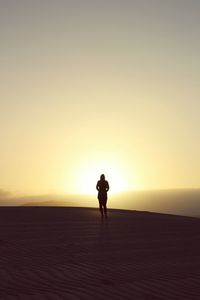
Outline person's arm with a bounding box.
[96,181,100,191]
[106,181,109,192]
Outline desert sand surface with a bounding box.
[0,207,200,300]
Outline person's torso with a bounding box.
[98,180,108,192]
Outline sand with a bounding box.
[0,207,200,300]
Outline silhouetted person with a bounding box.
[96,174,109,217]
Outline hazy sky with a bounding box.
[1,0,200,196]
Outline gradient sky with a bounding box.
[1,0,200,196]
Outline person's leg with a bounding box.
[103,199,107,217]
[99,202,103,216]
[104,204,107,217]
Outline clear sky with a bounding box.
[1,0,200,197]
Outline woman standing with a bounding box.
[96,174,109,217]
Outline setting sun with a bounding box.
[71,157,135,195]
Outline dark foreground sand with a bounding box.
[0,207,200,300]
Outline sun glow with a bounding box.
[71,157,134,195]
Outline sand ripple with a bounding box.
[0,207,200,299]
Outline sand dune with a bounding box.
[0,207,200,299]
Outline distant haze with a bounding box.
[1,1,200,198]
[0,189,200,218]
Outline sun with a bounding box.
[73,158,133,195]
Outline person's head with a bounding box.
[100,174,105,181]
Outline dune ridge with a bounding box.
[0,207,200,299]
